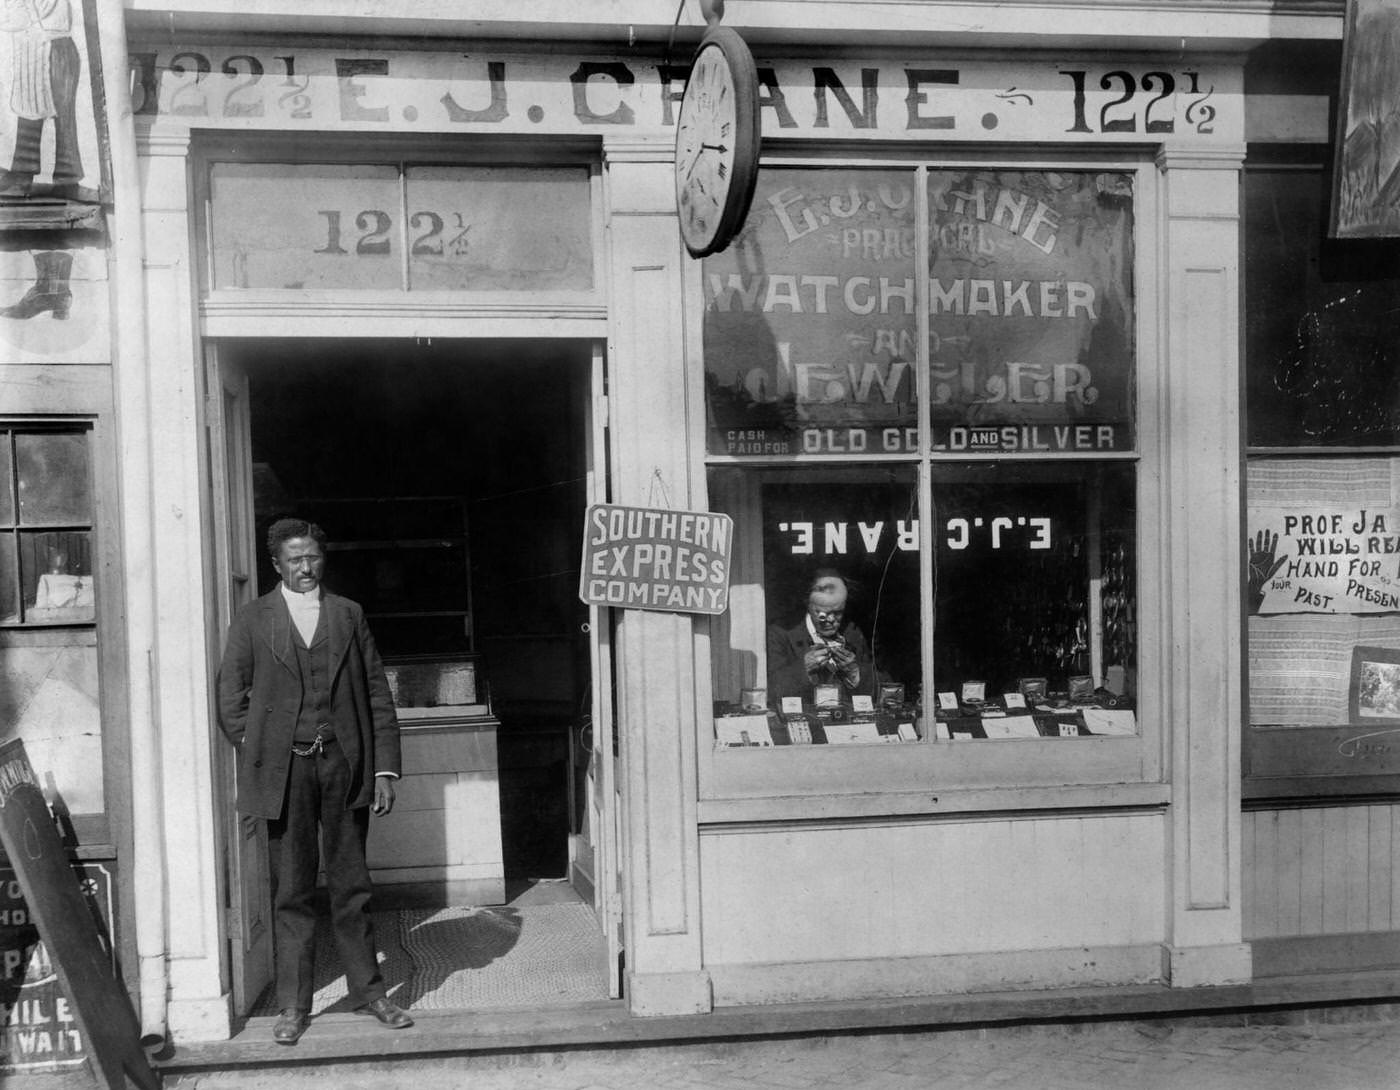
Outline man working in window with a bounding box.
[765,569,876,702]
[217,518,413,1044]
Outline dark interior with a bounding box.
[230,337,592,880]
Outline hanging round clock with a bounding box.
[674,24,761,258]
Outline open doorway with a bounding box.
[212,336,620,1014]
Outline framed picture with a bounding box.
[383,653,488,719]
[1329,0,1400,238]
[1349,645,1400,723]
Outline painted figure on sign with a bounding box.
[216,518,413,1045]
[0,249,71,319]
[1,0,92,201]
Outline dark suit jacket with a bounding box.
[216,588,401,819]
[765,618,875,702]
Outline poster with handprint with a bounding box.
[1247,505,1400,614]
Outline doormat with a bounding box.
[251,901,609,1016]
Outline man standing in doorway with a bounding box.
[217,518,413,1044]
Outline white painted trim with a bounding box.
[165,995,237,1044]
[627,969,714,1017]
[1164,942,1253,987]
[100,0,170,1046]
[200,299,608,340]
[123,0,1342,51]
[698,783,1170,824]
[710,944,1164,1007]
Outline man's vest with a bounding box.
[291,611,334,744]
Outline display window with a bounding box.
[0,423,104,818]
[700,159,1153,805]
[0,427,95,627]
[1243,151,1400,796]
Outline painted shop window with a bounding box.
[0,428,94,627]
[207,160,594,293]
[1243,154,1400,796]
[705,165,1139,750]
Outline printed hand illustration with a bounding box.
[1247,529,1287,614]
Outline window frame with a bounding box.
[1242,147,1400,802]
[693,148,1165,819]
[190,132,609,341]
[0,424,97,629]
[0,403,122,847]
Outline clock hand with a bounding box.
[684,143,727,182]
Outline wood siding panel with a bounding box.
[1244,804,1400,940]
[699,815,1166,966]
[1275,808,1303,936]
[1367,807,1392,930]
[1393,807,1400,930]
[1321,807,1351,933]
[1297,808,1325,934]
[1244,811,1272,937]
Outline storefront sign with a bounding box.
[1248,506,1400,613]
[0,862,112,1076]
[128,46,1242,144]
[579,504,732,615]
[925,169,1135,446]
[207,163,594,292]
[703,167,1135,456]
[1329,0,1400,238]
[703,166,917,456]
[0,0,108,209]
[0,741,157,1089]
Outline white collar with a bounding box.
[279,582,321,607]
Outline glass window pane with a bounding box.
[0,533,16,623]
[702,167,918,457]
[21,530,94,623]
[0,643,104,812]
[927,169,1136,454]
[405,166,593,291]
[1245,167,1400,447]
[0,435,13,525]
[210,162,403,290]
[16,432,90,524]
[709,465,922,746]
[931,462,1136,738]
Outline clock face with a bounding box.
[674,26,760,258]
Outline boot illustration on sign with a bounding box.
[1,250,72,319]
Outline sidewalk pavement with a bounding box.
[164,1011,1400,1090]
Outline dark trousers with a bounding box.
[10,37,83,183]
[266,742,385,1012]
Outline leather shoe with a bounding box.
[272,1009,310,1045]
[354,996,414,1028]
